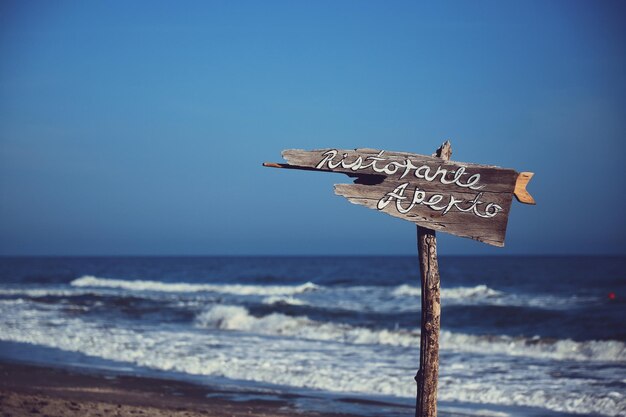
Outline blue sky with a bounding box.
[1,1,625,255]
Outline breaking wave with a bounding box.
[195,304,626,362]
[71,276,319,296]
[393,284,503,298]
[261,295,306,306]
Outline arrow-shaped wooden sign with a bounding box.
[264,145,534,247]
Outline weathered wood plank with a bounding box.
[282,148,519,193]
[334,182,512,246]
[264,147,533,247]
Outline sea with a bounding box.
[0,256,624,417]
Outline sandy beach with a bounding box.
[0,362,361,417]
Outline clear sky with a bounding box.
[1,1,625,256]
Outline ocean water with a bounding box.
[0,256,624,417]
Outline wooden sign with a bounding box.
[264,146,534,247]
[264,141,535,417]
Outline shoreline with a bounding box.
[0,358,591,417]
[0,361,362,417]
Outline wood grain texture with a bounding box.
[266,147,534,246]
[415,227,441,417]
[413,141,447,417]
[334,182,512,247]
[282,148,519,193]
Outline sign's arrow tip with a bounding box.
[262,162,325,173]
[514,172,536,205]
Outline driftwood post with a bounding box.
[414,141,451,417]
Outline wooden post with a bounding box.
[415,141,451,417]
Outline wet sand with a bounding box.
[0,362,359,417]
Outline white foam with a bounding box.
[0,299,624,416]
[389,284,590,310]
[0,288,99,297]
[393,284,503,299]
[196,304,626,362]
[262,296,306,306]
[196,305,414,346]
[71,276,319,296]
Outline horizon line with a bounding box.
[1,253,625,258]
